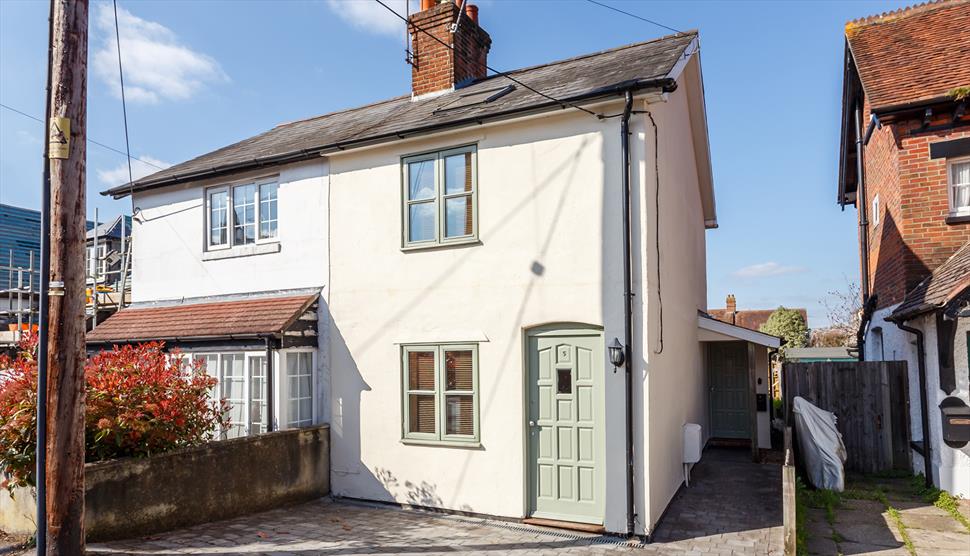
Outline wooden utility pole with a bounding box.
[45,0,88,552]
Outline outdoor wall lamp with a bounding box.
[609,337,625,368]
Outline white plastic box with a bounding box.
[683,423,703,464]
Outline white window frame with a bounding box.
[401,343,479,446]
[871,194,880,227]
[281,349,316,429]
[205,178,280,252]
[401,145,478,250]
[947,156,970,217]
[193,351,271,438]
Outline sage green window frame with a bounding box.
[401,343,480,446]
[401,145,478,249]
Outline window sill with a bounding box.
[945,214,970,225]
[401,437,482,449]
[203,242,281,261]
[401,238,481,253]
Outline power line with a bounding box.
[0,102,166,170]
[112,0,136,194]
[373,0,598,117]
[584,0,685,36]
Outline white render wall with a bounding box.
[865,304,970,497]
[129,160,329,302]
[639,60,710,535]
[325,108,634,531]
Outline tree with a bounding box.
[817,281,862,348]
[760,307,809,353]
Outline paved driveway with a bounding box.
[88,448,783,556]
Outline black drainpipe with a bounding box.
[264,335,276,432]
[620,89,637,538]
[854,102,871,360]
[890,319,933,488]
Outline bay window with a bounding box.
[206,180,279,250]
[949,158,970,216]
[402,344,478,444]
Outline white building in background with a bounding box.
[90,1,779,537]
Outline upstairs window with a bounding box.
[949,158,970,216]
[207,181,278,250]
[402,145,477,248]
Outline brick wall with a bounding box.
[862,102,970,310]
[409,2,491,97]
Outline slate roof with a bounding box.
[845,0,970,111]
[892,241,970,320]
[103,32,697,198]
[86,293,317,343]
[708,308,808,332]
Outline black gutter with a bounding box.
[619,89,637,538]
[889,318,933,488]
[104,77,677,199]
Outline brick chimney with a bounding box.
[409,0,491,99]
[725,294,737,314]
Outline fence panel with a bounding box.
[783,360,909,473]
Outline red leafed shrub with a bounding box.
[0,335,227,490]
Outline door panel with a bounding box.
[528,329,604,525]
[708,342,750,439]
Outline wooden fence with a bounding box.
[782,426,797,556]
[783,360,910,473]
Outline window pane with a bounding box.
[409,394,436,434]
[408,351,436,390]
[444,152,472,194]
[409,202,435,243]
[445,395,473,436]
[444,195,472,238]
[233,184,256,245]
[953,161,970,186]
[286,352,312,427]
[445,350,473,391]
[954,162,970,209]
[220,354,246,438]
[209,191,228,245]
[250,356,267,434]
[408,159,435,200]
[259,183,278,239]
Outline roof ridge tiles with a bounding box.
[845,0,967,31]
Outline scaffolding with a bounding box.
[0,213,131,348]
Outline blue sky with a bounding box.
[0,0,914,326]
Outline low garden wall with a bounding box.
[0,424,330,541]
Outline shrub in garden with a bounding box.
[0,335,227,490]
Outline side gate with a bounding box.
[783,360,910,473]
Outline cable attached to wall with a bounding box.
[646,110,663,354]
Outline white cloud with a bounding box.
[98,155,171,188]
[92,4,227,104]
[326,0,414,38]
[732,262,807,279]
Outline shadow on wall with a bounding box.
[871,210,928,308]
[328,133,595,517]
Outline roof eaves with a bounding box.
[103,76,679,199]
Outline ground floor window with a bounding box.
[401,344,478,444]
[194,350,313,438]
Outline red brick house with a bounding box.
[708,294,807,332]
[837,0,970,496]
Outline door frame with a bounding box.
[522,322,605,524]
[706,341,759,459]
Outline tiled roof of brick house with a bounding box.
[891,241,970,319]
[708,295,808,332]
[86,293,318,344]
[845,0,970,111]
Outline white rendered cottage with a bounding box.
[90,1,778,537]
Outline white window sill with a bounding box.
[202,242,281,261]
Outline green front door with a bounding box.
[708,342,750,439]
[527,327,604,525]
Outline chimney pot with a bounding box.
[420,0,435,11]
[726,294,737,313]
[465,4,479,24]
